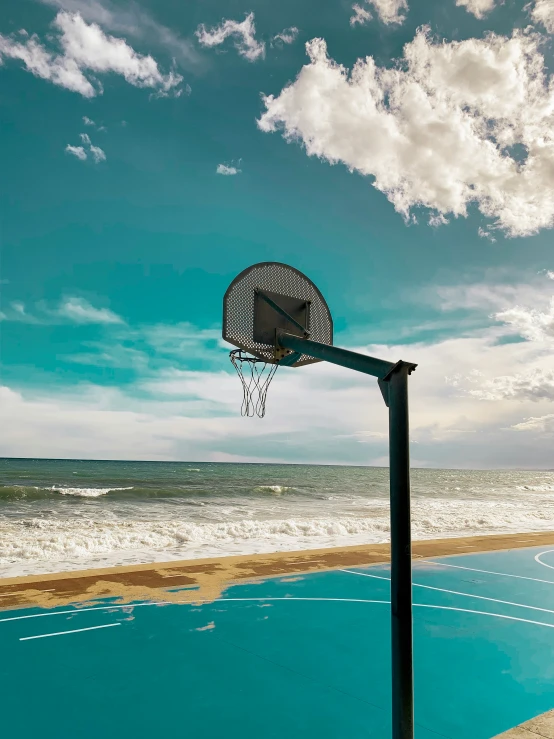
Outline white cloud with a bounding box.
[82,115,106,130]
[140,322,221,356]
[57,297,123,323]
[495,299,554,342]
[67,132,105,162]
[466,369,554,401]
[478,226,496,242]
[366,0,408,24]
[0,30,95,96]
[429,213,449,228]
[272,27,299,45]
[65,143,87,160]
[37,0,200,69]
[4,274,554,467]
[196,12,265,62]
[89,144,106,163]
[149,83,189,100]
[11,301,26,315]
[456,0,496,19]
[216,163,240,175]
[257,29,554,238]
[527,0,554,33]
[1,295,124,324]
[3,317,554,466]
[512,414,554,432]
[0,11,182,97]
[350,4,373,26]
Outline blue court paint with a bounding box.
[2,546,554,739]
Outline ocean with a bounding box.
[1,458,554,578]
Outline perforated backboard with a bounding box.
[223,262,333,367]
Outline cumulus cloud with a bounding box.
[272,27,299,45]
[66,132,105,162]
[195,12,265,62]
[467,369,554,401]
[37,0,200,69]
[366,0,408,24]
[257,29,554,238]
[350,4,373,26]
[512,413,554,432]
[149,82,190,100]
[89,144,106,163]
[65,143,87,160]
[527,0,554,33]
[456,0,496,19]
[216,163,240,175]
[495,299,554,342]
[478,226,496,242]
[0,11,182,97]
[82,115,106,130]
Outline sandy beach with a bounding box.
[1,530,553,611]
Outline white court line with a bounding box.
[340,569,554,618]
[0,601,170,624]
[535,551,554,570]
[20,623,120,641]
[5,596,554,633]
[184,597,554,631]
[417,560,554,586]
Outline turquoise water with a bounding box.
[1,458,554,576]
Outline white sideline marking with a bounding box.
[20,623,120,641]
[535,551,554,570]
[418,560,554,585]
[340,569,554,617]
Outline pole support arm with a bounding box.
[277,332,417,406]
[277,331,409,380]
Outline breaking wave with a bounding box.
[2,496,554,567]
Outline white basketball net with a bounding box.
[229,349,278,418]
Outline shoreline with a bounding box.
[1,529,553,611]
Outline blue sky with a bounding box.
[1,0,554,467]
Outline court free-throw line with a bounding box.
[340,569,554,617]
[535,551,554,570]
[418,560,554,585]
[20,623,120,641]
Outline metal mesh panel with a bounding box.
[223,262,333,367]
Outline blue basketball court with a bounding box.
[2,545,554,738]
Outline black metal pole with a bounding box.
[388,364,414,739]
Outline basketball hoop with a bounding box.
[229,349,278,418]
[223,262,333,419]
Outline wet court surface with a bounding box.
[3,545,554,738]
